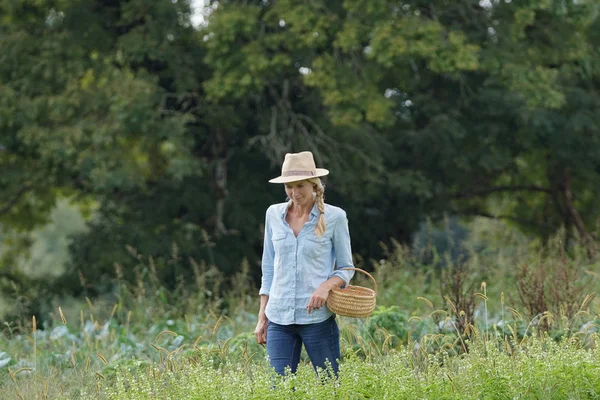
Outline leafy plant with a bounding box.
[362,305,411,349]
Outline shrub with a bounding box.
[362,306,410,349]
[516,244,596,333]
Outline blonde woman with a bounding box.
[254,151,355,377]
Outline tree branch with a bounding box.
[0,184,32,216]
[450,185,552,199]
[453,209,554,231]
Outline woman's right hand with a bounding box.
[254,317,268,345]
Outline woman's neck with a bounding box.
[289,200,315,218]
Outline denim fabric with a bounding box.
[259,202,355,325]
[266,315,340,376]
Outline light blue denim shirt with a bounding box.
[259,202,355,325]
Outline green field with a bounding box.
[2,228,599,400]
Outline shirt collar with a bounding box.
[310,202,320,218]
[280,201,320,220]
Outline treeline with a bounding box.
[1,0,600,313]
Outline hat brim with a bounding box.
[268,168,329,184]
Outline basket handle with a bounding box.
[336,267,377,294]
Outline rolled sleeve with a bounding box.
[330,211,355,287]
[259,208,274,296]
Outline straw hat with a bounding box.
[268,151,329,184]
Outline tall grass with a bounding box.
[1,224,599,399]
[95,334,600,400]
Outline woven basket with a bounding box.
[327,267,376,318]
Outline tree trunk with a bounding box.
[212,129,229,238]
[561,173,596,260]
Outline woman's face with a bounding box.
[285,180,314,206]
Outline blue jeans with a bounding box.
[266,315,340,377]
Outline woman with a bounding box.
[254,151,355,377]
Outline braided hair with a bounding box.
[307,178,326,237]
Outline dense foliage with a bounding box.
[1,0,600,314]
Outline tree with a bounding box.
[202,0,600,258]
[0,0,206,307]
[2,0,600,320]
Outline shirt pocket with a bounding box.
[271,231,288,256]
[304,234,330,258]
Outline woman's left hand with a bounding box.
[306,283,331,314]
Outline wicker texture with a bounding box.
[327,268,376,318]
